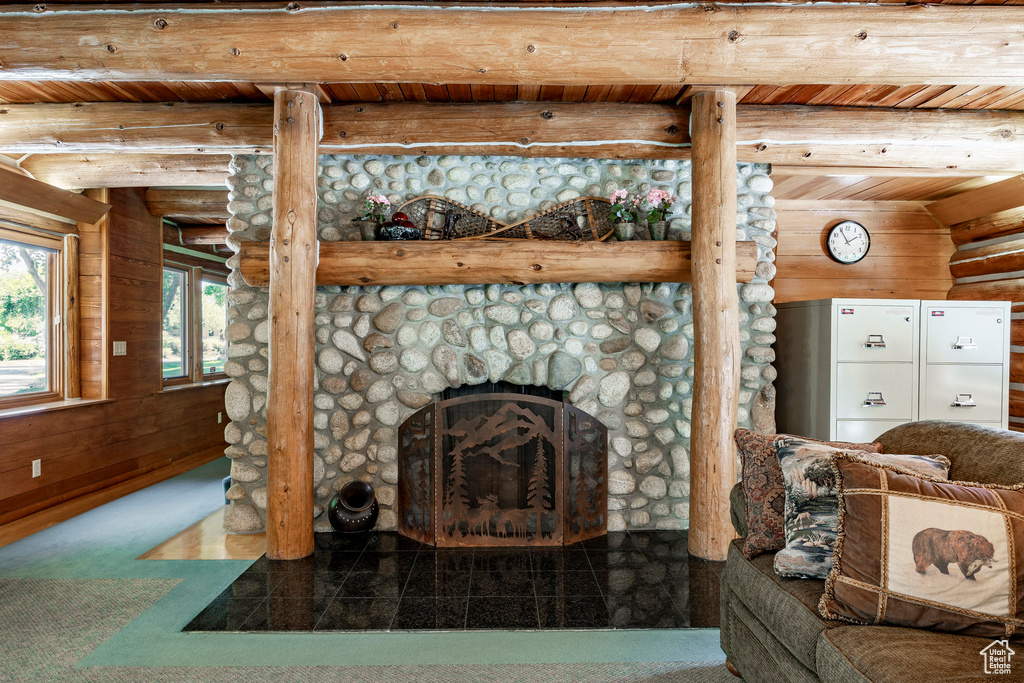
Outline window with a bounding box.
[0,229,62,407]
[162,264,228,385]
[200,278,228,375]
[161,266,189,381]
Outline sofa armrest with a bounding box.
[730,482,747,538]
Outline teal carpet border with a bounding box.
[0,459,725,669]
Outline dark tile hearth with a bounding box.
[183,531,723,632]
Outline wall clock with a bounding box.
[825,220,870,264]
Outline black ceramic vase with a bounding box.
[328,481,379,533]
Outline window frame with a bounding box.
[161,261,229,387]
[0,226,64,409]
[161,264,192,387]
[197,273,229,381]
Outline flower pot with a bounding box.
[359,222,378,241]
[648,220,669,241]
[327,481,379,533]
[614,222,636,242]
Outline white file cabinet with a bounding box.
[919,300,1010,429]
[775,298,1010,443]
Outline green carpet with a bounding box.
[0,459,732,681]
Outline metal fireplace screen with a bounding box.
[397,393,608,547]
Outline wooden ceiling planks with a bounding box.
[769,174,1010,202]
[5,80,1024,111]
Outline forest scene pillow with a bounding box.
[734,429,882,560]
[774,437,951,579]
[822,455,1024,641]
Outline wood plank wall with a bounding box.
[773,200,955,303]
[945,205,1024,433]
[0,187,226,525]
[79,188,108,399]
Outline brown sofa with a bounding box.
[719,421,1024,683]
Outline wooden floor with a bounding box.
[138,505,266,560]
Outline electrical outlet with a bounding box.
[31,459,41,478]
[113,341,127,356]
[218,412,223,424]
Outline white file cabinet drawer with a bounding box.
[921,364,1005,423]
[836,305,916,363]
[923,304,1007,365]
[836,420,909,444]
[836,363,915,420]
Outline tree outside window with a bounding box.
[161,267,189,380]
[201,279,228,375]
[0,233,61,405]
[162,265,228,385]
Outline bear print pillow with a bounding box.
[821,453,1024,641]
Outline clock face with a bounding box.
[826,221,870,264]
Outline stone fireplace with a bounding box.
[220,153,778,535]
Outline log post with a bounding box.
[689,91,740,562]
[63,234,80,399]
[266,89,321,560]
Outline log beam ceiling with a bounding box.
[3,103,1023,177]
[0,5,1020,86]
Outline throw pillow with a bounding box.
[734,429,883,560]
[774,437,951,579]
[821,454,1024,641]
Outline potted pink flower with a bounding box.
[358,194,390,240]
[609,189,642,242]
[644,188,677,241]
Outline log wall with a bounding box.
[941,189,1024,433]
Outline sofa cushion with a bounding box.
[817,625,996,683]
[822,455,1024,641]
[734,428,883,560]
[774,438,951,579]
[877,420,1024,487]
[725,539,834,671]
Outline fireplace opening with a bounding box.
[398,383,608,547]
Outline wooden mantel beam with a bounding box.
[0,4,1021,85]
[237,240,759,288]
[4,103,1024,172]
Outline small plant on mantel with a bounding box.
[643,188,677,241]
[358,194,391,240]
[609,190,641,242]
[360,194,391,223]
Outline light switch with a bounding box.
[31,459,41,478]
[113,341,127,356]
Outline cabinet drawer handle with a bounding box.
[863,392,887,407]
[951,393,977,407]
[952,336,978,351]
[863,334,887,349]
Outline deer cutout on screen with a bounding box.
[465,494,502,536]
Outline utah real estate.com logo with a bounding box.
[980,640,1015,675]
